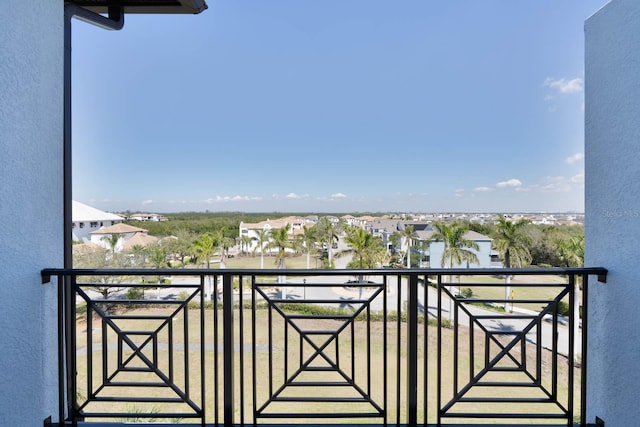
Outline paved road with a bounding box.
[158,250,577,358]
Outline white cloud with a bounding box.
[142,199,153,206]
[331,193,347,199]
[284,193,309,200]
[571,171,584,184]
[496,178,522,188]
[544,77,584,94]
[455,189,464,198]
[539,176,571,192]
[204,195,262,203]
[565,152,584,164]
[474,186,494,192]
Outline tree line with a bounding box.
[75,214,585,273]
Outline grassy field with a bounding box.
[73,302,580,425]
[170,253,319,270]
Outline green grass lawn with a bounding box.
[170,253,318,270]
[452,274,575,313]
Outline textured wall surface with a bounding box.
[0,1,62,425]
[585,0,640,424]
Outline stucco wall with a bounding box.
[585,0,640,424]
[0,1,62,425]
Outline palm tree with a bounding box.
[317,217,340,268]
[268,224,292,297]
[148,244,168,299]
[558,235,584,268]
[495,217,532,268]
[101,233,120,255]
[269,224,291,270]
[557,234,585,362]
[171,229,196,268]
[399,224,417,268]
[239,234,255,256]
[431,222,479,269]
[297,225,317,269]
[431,222,479,320]
[191,232,218,299]
[344,226,381,268]
[214,228,235,269]
[127,244,147,267]
[191,232,217,269]
[494,216,532,311]
[255,229,270,269]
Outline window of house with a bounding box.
[90,222,98,228]
[79,222,85,228]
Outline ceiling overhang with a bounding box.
[65,0,208,15]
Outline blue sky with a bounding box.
[72,0,610,214]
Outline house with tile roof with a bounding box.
[239,216,310,253]
[72,200,125,242]
[90,223,150,253]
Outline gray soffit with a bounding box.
[65,0,208,14]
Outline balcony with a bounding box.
[41,267,606,427]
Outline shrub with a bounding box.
[558,300,570,316]
[125,287,145,300]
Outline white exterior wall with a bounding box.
[241,226,272,252]
[0,1,62,425]
[585,0,640,424]
[73,219,120,242]
[428,240,492,268]
[90,231,144,253]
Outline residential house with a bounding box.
[90,223,152,253]
[239,216,305,253]
[415,229,493,269]
[366,218,401,251]
[341,214,369,228]
[72,200,125,242]
[128,212,168,222]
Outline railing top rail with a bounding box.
[41,266,608,280]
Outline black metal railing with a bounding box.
[41,267,607,426]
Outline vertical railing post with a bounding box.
[580,273,589,427]
[223,273,234,427]
[407,273,418,427]
[57,273,66,424]
[66,274,77,423]
[567,274,576,426]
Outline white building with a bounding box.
[72,200,125,242]
[128,212,168,222]
[239,216,307,252]
[415,229,493,269]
